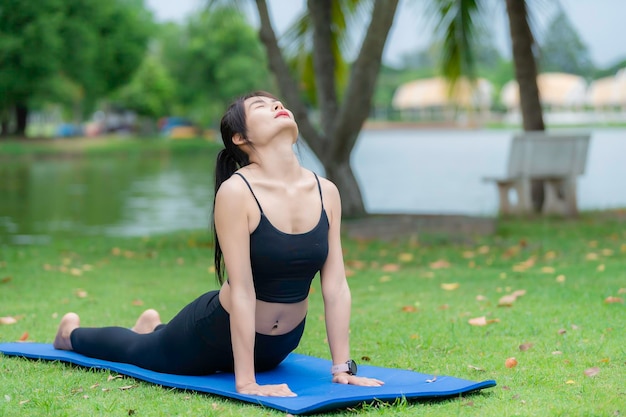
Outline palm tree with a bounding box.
[432,0,546,210]
[209,0,399,217]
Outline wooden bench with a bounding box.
[484,132,591,217]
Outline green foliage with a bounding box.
[592,59,626,79]
[0,0,152,134]
[0,0,64,106]
[280,0,367,105]
[112,55,177,118]
[159,7,273,126]
[429,0,480,84]
[538,9,595,77]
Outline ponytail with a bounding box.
[212,91,278,285]
[213,148,249,284]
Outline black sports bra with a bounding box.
[234,172,329,303]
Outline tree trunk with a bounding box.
[0,113,10,139]
[505,0,546,212]
[15,104,29,138]
[325,157,365,218]
[255,0,398,218]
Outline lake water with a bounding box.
[1,128,625,244]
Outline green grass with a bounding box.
[1,212,625,416]
[0,136,221,158]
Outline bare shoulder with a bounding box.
[215,174,249,203]
[310,172,341,214]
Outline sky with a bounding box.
[145,0,626,69]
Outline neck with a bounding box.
[248,141,302,180]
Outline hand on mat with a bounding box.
[332,373,385,387]
[237,382,297,397]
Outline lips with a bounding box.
[275,110,290,118]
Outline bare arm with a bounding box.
[319,180,384,387]
[215,178,296,397]
[214,180,257,391]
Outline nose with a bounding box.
[273,101,284,110]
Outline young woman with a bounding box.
[53,91,384,397]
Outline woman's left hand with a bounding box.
[332,373,384,386]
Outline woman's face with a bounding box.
[242,95,298,144]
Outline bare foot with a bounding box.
[131,309,161,334]
[53,312,80,350]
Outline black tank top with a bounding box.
[234,172,329,303]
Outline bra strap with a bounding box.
[233,172,263,214]
[313,173,324,209]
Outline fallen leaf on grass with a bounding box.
[604,296,623,304]
[468,316,499,326]
[74,289,88,298]
[398,253,414,262]
[381,263,400,272]
[584,367,600,377]
[541,266,556,274]
[468,365,485,371]
[19,332,28,341]
[107,375,123,381]
[519,342,534,351]
[0,316,17,325]
[474,246,488,256]
[429,260,451,269]
[1,276,12,283]
[402,305,417,313]
[512,257,535,272]
[118,385,137,391]
[565,380,575,384]
[544,251,557,260]
[131,299,144,306]
[505,358,518,368]
[618,288,626,294]
[498,294,518,307]
[498,289,526,307]
[440,283,460,291]
[556,274,566,283]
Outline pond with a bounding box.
[1,128,625,244]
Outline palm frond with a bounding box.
[428,0,482,92]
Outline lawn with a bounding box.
[0,212,624,416]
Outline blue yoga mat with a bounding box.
[0,343,496,414]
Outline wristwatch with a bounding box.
[331,359,358,375]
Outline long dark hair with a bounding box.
[213,91,279,284]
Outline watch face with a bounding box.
[348,360,358,375]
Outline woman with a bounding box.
[53,91,383,397]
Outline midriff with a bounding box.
[219,281,307,335]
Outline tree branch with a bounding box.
[331,0,399,160]
[307,0,338,139]
[255,0,324,155]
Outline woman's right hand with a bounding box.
[237,382,297,397]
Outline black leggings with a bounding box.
[70,290,305,375]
